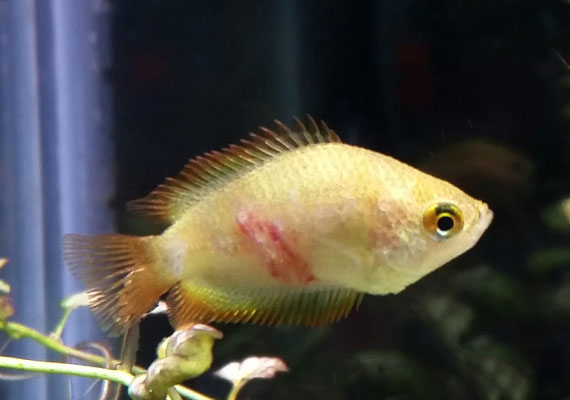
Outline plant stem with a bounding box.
[51,307,73,340]
[1,320,106,366]
[0,355,133,385]
[226,381,245,400]
[0,320,216,400]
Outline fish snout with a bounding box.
[476,202,494,231]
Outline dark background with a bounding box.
[1,0,570,399]
[110,1,570,399]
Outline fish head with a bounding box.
[368,169,493,294]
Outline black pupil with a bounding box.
[437,215,454,232]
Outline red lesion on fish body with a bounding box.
[236,210,314,284]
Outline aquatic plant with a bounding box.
[0,258,287,400]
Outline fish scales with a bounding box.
[63,118,493,335]
[170,144,389,285]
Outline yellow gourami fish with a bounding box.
[63,117,493,335]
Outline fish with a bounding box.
[63,117,493,336]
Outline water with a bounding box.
[1,1,570,399]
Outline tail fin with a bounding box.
[63,234,170,336]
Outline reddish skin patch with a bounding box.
[369,200,406,252]
[236,211,314,284]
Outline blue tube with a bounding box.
[0,0,113,399]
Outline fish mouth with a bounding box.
[476,202,494,234]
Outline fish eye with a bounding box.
[423,203,464,239]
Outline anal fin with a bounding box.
[166,282,363,328]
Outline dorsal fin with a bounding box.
[127,117,341,223]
